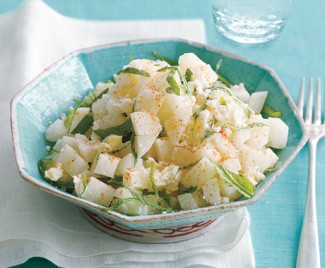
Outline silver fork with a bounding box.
[296,77,324,268]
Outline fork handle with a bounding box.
[296,139,320,268]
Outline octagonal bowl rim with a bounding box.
[10,38,308,226]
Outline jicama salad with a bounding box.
[39,52,289,215]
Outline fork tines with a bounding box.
[298,77,323,125]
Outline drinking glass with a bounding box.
[212,0,293,44]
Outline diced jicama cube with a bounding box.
[130,111,162,136]
[115,153,143,177]
[230,83,250,103]
[202,178,221,205]
[240,147,279,178]
[93,97,128,130]
[248,91,268,113]
[53,135,78,152]
[165,114,190,145]
[77,137,100,162]
[267,117,289,149]
[230,129,251,150]
[56,145,89,176]
[181,157,216,189]
[154,137,173,162]
[90,153,120,178]
[45,119,67,142]
[178,53,217,86]
[134,134,157,157]
[102,135,123,152]
[219,158,241,174]
[92,94,109,120]
[178,193,199,210]
[210,133,239,159]
[114,187,133,199]
[192,189,208,207]
[246,125,270,149]
[74,175,115,207]
[171,143,221,167]
[218,178,242,201]
[134,86,165,114]
[156,94,195,125]
[123,167,148,189]
[129,59,160,76]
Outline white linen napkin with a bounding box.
[0,0,255,267]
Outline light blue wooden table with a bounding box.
[2,0,324,267]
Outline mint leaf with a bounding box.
[64,108,76,129]
[152,52,177,66]
[107,200,124,211]
[149,162,159,199]
[217,74,232,87]
[94,118,132,138]
[166,74,180,95]
[117,67,150,77]
[180,160,200,170]
[193,104,207,121]
[130,128,138,165]
[179,185,197,194]
[201,128,215,143]
[213,163,255,198]
[262,104,282,118]
[185,68,193,82]
[73,88,109,108]
[157,66,182,95]
[124,185,174,213]
[70,112,94,134]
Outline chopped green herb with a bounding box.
[107,176,123,186]
[193,104,207,121]
[124,185,174,213]
[64,108,76,129]
[70,112,94,134]
[149,162,159,199]
[94,118,132,138]
[130,128,138,165]
[157,66,177,72]
[158,67,181,95]
[220,96,227,105]
[81,173,88,197]
[152,51,177,66]
[44,178,75,191]
[217,74,232,87]
[117,67,150,77]
[212,163,255,198]
[74,88,109,108]
[247,122,267,128]
[179,185,197,194]
[264,166,277,174]
[201,129,215,143]
[38,155,57,177]
[262,105,282,118]
[159,191,172,207]
[185,68,193,82]
[110,142,131,154]
[180,160,200,170]
[166,73,180,95]
[178,70,191,94]
[130,56,135,61]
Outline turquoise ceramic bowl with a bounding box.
[11,39,307,243]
